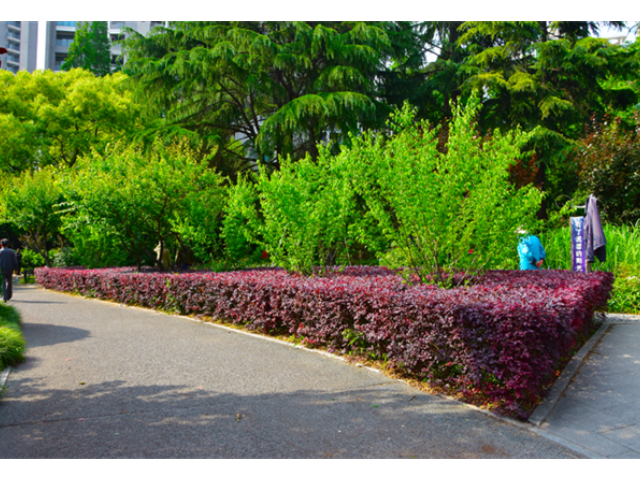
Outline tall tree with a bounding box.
[0,69,143,173]
[62,21,113,77]
[456,21,637,218]
[0,166,64,267]
[121,21,395,176]
[65,140,227,270]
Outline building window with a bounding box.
[54,53,68,71]
[110,34,125,43]
[110,21,125,29]
[7,40,20,52]
[56,21,77,28]
[56,31,75,47]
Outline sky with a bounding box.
[598,21,638,43]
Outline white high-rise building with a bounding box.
[1,21,168,74]
[0,21,38,73]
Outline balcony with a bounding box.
[110,21,125,29]
[7,21,21,29]
[7,30,21,40]
[6,42,20,53]
[56,21,78,32]
[56,37,74,48]
[7,54,20,63]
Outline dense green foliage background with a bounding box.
[1,21,639,308]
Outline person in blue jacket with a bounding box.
[517,228,546,270]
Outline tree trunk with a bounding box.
[535,158,548,220]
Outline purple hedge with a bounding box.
[35,266,613,418]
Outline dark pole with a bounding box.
[0,47,8,67]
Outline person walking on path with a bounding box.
[0,238,19,301]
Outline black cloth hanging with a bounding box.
[584,194,607,263]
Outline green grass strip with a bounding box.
[0,303,25,371]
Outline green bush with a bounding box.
[255,94,543,282]
[257,145,380,275]
[20,248,46,269]
[609,274,640,314]
[221,175,264,264]
[346,95,542,284]
[0,303,25,371]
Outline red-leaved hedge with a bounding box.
[35,266,613,418]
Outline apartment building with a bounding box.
[0,21,168,73]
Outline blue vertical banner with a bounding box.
[571,216,586,272]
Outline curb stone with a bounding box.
[0,367,10,392]
[527,320,611,427]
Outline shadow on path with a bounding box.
[21,323,90,348]
[0,374,577,459]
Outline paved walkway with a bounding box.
[529,314,640,458]
[1,285,580,459]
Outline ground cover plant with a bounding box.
[0,302,26,372]
[36,265,613,419]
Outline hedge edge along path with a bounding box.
[36,266,613,419]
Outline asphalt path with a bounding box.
[0,284,582,459]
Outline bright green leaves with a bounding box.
[0,167,64,266]
[64,140,227,269]
[221,175,262,264]
[62,21,112,77]
[0,69,142,172]
[256,138,382,274]
[253,94,542,282]
[361,95,542,283]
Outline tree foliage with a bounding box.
[62,21,113,77]
[574,113,640,225]
[0,166,64,267]
[0,69,142,173]
[456,21,637,217]
[121,21,395,176]
[63,140,227,270]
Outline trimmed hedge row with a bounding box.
[35,266,613,418]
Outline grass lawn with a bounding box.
[0,301,26,372]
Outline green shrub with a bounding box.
[609,276,640,314]
[350,95,542,284]
[20,248,46,269]
[50,247,83,267]
[221,175,264,264]
[257,147,380,275]
[574,115,640,225]
[0,304,25,371]
[256,94,543,282]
